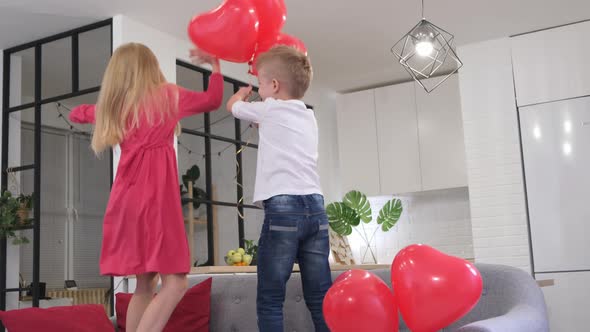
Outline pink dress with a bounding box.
[69,73,223,276]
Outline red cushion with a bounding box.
[0,304,114,332]
[116,277,211,332]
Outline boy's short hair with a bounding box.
[256,45,312,99]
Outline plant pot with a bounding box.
[17,208,29,224]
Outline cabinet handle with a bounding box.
[536,279,555,287]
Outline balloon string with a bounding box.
[234,124,256,219]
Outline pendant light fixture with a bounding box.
[391,0,463,93]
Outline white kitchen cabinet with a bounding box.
[337,75,467,195]
[415,75,468,191]
[511,20,590,107]
[337,73,467,195]
[537,271,590,331]
[374,82,422,194]
[336,89,381,195]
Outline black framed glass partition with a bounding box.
[1,19,113,322]
[176,61,262,266]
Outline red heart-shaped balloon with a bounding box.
[248,33,307,75]
[188,0,259,63]
[275,33,307,54]
[324,270,399,332]
[253,0,287,45]
[332,270,354,285]
[391,244,482,332]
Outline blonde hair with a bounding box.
[256,45,312,99]
[92,43,173,154]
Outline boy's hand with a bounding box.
[226,86,253,112]
[236,86,253,101]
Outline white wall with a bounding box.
[112,16,177,82]
[457,38,532,273]
[307,88,341,202]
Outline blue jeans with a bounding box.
[257,194,332,332]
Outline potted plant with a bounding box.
[180,165,207,211]
[16,193,33,224]
[326,190,403,264]
[0,191,30,245]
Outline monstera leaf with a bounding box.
[343,190,372,223]
[326,202,360,236]
[377,198,403,232]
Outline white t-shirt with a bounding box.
[232,98,323,206]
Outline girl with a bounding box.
[69,43,223,332]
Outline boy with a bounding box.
[226,46,331,332]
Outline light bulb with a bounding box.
[412,21,436,57]
[415,41,434,56]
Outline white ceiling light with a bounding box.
[391,0,463,93]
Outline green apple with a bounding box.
[227,250,236,258]
[242,254,253,265]
[237,248,246,256]
[232,253,243,263]
[225,256,233,265]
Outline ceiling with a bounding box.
[1,0,590,93]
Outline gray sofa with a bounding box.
[114,263,549,331]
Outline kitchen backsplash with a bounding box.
[346,187,474,264]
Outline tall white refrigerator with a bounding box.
[520,96,590,331]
